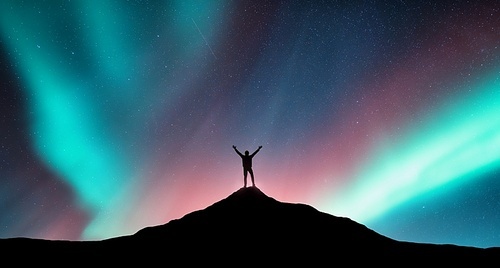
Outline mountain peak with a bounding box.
[224,185,271,200]
[209,186,278,207]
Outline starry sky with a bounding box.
[1,0,499,248]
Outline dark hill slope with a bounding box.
[1,187,499,265]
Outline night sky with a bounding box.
[1,1,499,248]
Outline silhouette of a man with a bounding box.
[233,145,262,188]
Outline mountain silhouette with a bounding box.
[2,186,499,265]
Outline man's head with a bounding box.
[245,150,249,155]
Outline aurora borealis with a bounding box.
[1,0,499,248]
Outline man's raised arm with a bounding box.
[251,145,262,157]
[233,145,243,157]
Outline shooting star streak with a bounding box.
[191,18,217,60]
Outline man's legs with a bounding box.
[243,169,248,187]
[249,168,255,187]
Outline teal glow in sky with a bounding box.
[328,69,500,222]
